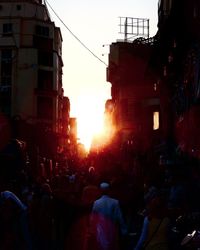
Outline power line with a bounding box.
[45,0,108,66]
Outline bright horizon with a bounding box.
[47,0,158,150]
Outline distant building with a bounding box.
[69,117,78,155]
[0,0,68,157]
[58,96,70,152]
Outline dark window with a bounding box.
[38,70,53,90]
[0,5,2,11]
[35,25,49,37]
[3,23,12,35]
[0,103,11,116]
[193,2,200,18]
[2,50,12,62]
[33,36,53,50]
[38,51,53,66]
[16,5,21,10]
[37,96,53,120]
[1,49,12,86]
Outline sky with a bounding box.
[46,0,159,149]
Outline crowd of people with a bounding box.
[0,146,200,250]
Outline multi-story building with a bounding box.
[0,0,66,157]
[156,0,200,157]
[107,1,200,161]
[107,39,160,154]
[58,96,70,153]
[69,117,78,155]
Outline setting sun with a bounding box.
[74,96,106,151]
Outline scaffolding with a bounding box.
[119,17,149,42]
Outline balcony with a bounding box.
[33,36,53,51]
[34,88,58,97]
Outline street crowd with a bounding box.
[0,147,200,250]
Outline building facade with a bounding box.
[0,0,67,157]
[107,39,160,154]
[156,0,200,157]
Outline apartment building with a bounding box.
[156,0,200,156]
[0,0,67,157]
[107,39,160,153]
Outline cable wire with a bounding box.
[45,0,108,66]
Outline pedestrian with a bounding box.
[89,182,127,250]
[134,195,170,250]
[0,190,33,250]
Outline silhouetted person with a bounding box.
[134,195,170,250]
[0,190,32,250]
[90,182,127,250]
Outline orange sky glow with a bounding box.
[47,0,158,150]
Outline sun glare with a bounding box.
[75,97,105,151]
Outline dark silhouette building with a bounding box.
[0,0,70,160]
[106,38,160,155]
[155,0,200,157]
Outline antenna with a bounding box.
[119,17,149,42]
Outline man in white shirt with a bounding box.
[90,182,127,250]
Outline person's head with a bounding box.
[41,183,52,195]
[100,182,110,195]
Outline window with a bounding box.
[37,96,53,120]
[163,0,171,14]
[33,36,53,50]
[3,23,12,35]
[2,50,12,62]
[1,49,12,86]
[38,70,53,90]
[153,111,159,130]
[38,51,53,66]
[0,103,11,116]
[193,2,200,18]
[16,5,21,11]
[35,25,49,37]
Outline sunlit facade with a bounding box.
[107,40,160,152]
[0,0,66,157]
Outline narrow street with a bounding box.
[1,0,200,249]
